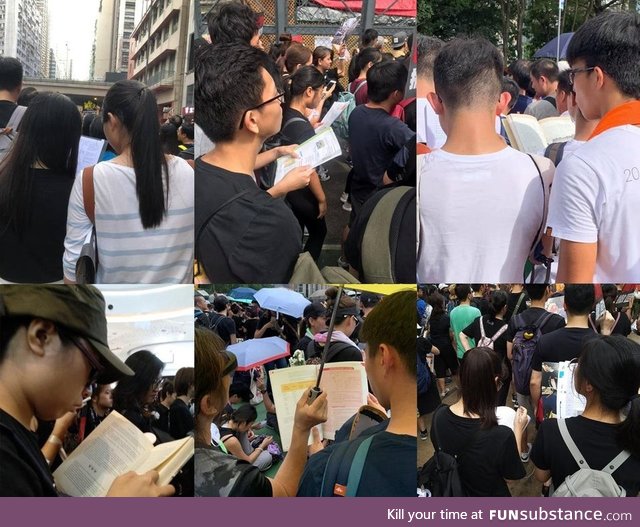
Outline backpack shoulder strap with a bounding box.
[557,418,590,469]
[479,317,486,340]
[510,293,526,321]
[344,435,374,496]
[5,105,27,131]
[525,154,547,264]
[491,322,509,342]
[602,449,632,475]
[610,312,621,333]
[353,80,367,97]
[82,166,96,224]
[536,311,555,330]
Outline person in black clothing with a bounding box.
[209,295,237,345]
[280,66,328,260]
[461,289,511,406]
[0,92,81,282]
[194,43,313,283]
[531,336,640,496]
[155,381,176,435]
[297,302,327,354]
[219,404,274,471]
[113,350,165,435]
[194,294,211,328]
[178,121,195,161]
[470,284,491,315]
[429,347,528,496]
[169,367,195,439]
[243,305,260,340]
[530,284,598,418]
[0,285,173,497]
[83,383,113,439]
[505,285,528,321]
[0,57,22,130]
[588,284,633,337]
[426,292,458,398]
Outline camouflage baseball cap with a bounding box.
[0,285,134,383]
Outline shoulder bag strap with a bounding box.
[557,418,590,469]
[510,292,526,321]
[479,317,486,340]
[491,322,509,343]
[525,154,547,272]
[82,166,96,224]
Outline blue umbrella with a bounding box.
[227,336,290,371]
[534,32,574,60]
[228,287,257,301]
[254,287,310,318]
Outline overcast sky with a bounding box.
[49,0,100,80]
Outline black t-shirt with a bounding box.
[462,316,508,360]
[505,291,529,322]
[506,307,566,342]
[589,312,632,337]
[169,398,194,439]
[0,409,57,496]
[430,406,526,496]
[209,313,236,345]
[155,403,170,434]
[297,432,415,496]
[470,296,491,316]
[194,159,301,283]
[531,327,597,371]
[531,416,640,496]
[0,100,18,128]
[195,444,272,497]
[348,105,415,199]
[280,107,315,145]
[244,318,259,340]
[0,169,75,282]
[428,312,454,351]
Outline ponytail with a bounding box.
[487,289,508,321]
[283,65,324,106]
[103,80,169,229]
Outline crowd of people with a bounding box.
[193,286,415,496]
[417,283,640,497]
[194,1,416,284]
[0,57,194,285]
[418,11,640,283]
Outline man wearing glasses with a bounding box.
[0,285,175,497]
[546,11,640,282]
[195,42,314,284]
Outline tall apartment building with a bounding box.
[48,47,56,78]
[35,0,48,77]
[129,0,191,114]
[0,0,43,77]
[92,0,143,80]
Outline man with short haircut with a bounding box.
[416,35,444,148]
[450,284,481,360]
[209,296,237,346]
[194,43,311,283]
[348,61,415,220]
[529,284,597,415]
[546,11,640,281]
[207,1,263,48]
[169,367,195,439]
[418,38,555,282]
[297,291,415,496]
[178,122,195,161]
[507,59,533,114]
[525,58,560,119]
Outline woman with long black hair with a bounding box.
[0,92,81,283]
[531,336,640,496]
[63,80,193,284]
[280,66,329,261]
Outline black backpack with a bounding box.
[256,116,307,189]
[418,405,477,497]
[305,340,358,365]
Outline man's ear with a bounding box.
[25,319,57,358]
[497,91,511,116]
[426,91,443,115]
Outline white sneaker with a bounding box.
[340,192,349,203]
[342,202,352,212]
[520,443,532,463]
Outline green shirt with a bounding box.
[450,304,481,358]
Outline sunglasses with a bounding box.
[239,92,285,130]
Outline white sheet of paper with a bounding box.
[425,100,446,148]
[274,127,342,185]
[77,136,106,172]
[557,361,586,418]
[318,101,349,129]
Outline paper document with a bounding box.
[318,101,349,129]
[77,136,107,173]
[269,361,368,451]
[274,127,342,184]
[543,361,586,419]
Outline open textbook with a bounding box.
[541,361,586,420]
[502,114,575,154]
[53,411,194,497]
[274,127,342,185]
[269,361,368,450]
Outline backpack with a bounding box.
[552,419,630,497]
[477,317,508,350]
[511,311,554,395]
[319,433,376,496]
[331,81,367,141]
[0,105,27,161]
[390,97,416,123]
[305,340,357,366]
[544,141,568,167]
[418,405,477,497]
[256,116,307,189]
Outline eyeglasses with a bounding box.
[59,328,104,385]
[238,92,285,130]
[568,67,596,84]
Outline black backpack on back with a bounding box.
[418,405,478,497]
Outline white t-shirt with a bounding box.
[64,156,194,284]
[546,125,640,281]
[417,146,554,282]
